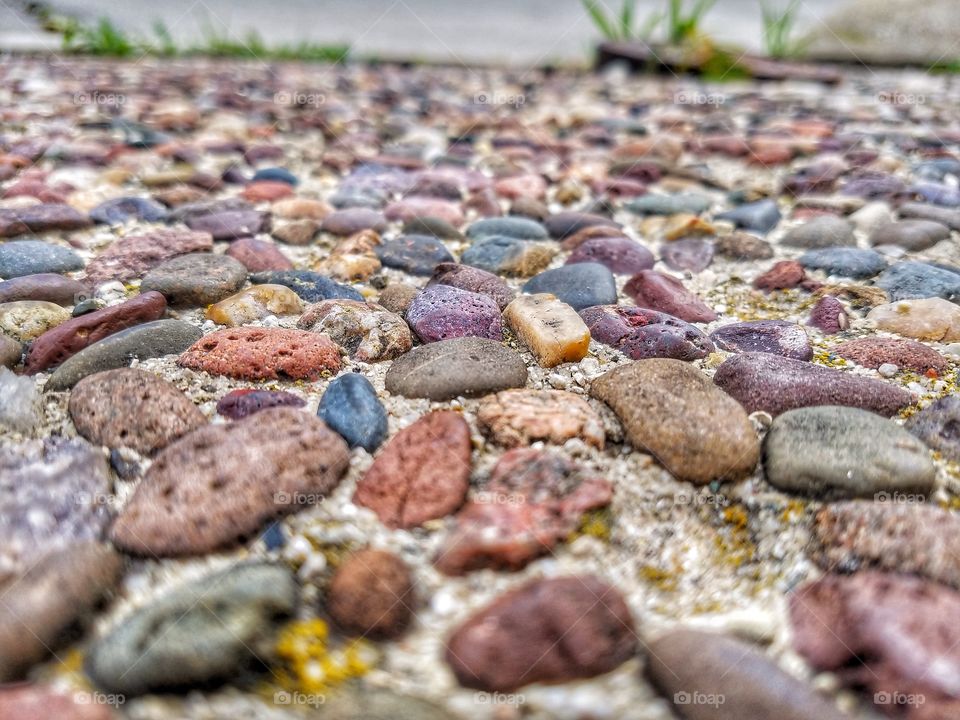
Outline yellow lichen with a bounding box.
[639,565,679,592]
[272,618,377,695]
[780,499,806,523]
[570,508,613,541]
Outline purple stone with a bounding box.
[710,320,813,360]
[406,284,502,343]
[216,389,306,420]
[807,296,848,334]
[579,305,714,361]
[660,238,715,273]
[566,236,655,275]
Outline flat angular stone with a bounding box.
[298,299,411,362]
[141,253,246,307]
[477,389,605,448]
[205,284,304,326]
[523,262,617,311]
[503,293,589,367]
[0,204,92,238]
[250,269,363,302]
[84,228,213,285]
[868,298,960,341]
[580,305,713,361]
[625,270,717,323]
[406,284,502,343]
[317,373,388,452]
[429,262,515,309]
[710,320,813,360]
[0,239,83,278]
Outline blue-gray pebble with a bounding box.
[875,262,960,302]
[799,247,887,279]
[716,199,781,233]
[466,216,548,241]
[523,262,617,311]
[249,270,363,302]
[0,239,84,278]
[317,373,388,453]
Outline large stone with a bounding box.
[0,204,92,238]
[429,262,515,309]
[317,373,389,452]
[477,389,605,448]
[905,396,960,462]
[710,320,813,360]
[406,284,502,343]
[461,236,556,277]
[799,247,887,279]
[298,299,411,362]
[875,261,960,302]
[0,300,70,341]
[868,298,960,341]
[869,219,950,250]
[625,270,717,323]
[580,305,713,361]
[249,269,363,303]
[140,253,247,307]
[522,262,617,311]
[0,239,84,278]
[503,293,590,367]
[0,273,89,305]
[834,337,947,373]
[84,228,213,285]
[326,549,414,638]
[205,284,304,326]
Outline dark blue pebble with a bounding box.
[89,197,169,225]
[252,167,299,186]
[317,373,389,453]
[249,270,363,302]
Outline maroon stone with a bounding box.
[0,203,92,237]
[580,305,713,361]
[566,236,655,275]
[428,262,515,309]
[624,270,717,323]
[216,388,306,420]
[807,295,848,334]
[224,237,293,272]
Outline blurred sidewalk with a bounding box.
[0,1,60,52]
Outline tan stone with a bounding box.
[477,389,605,449]
[868,298,960,341]
[271,197,332,220]
[205,284,303,326]
[322,253,381,281]
[298,299,412,362]
[663,213,716,240]
[503,293,589,367]
[0,301,70,341]
[271,219,321,245]
[500,243,557,277]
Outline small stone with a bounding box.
[429,262,515,309]
[178,327,341,381]
[252,167,298,186]
[875,261,960,302]
[0,300,69,341]
[271,218,321,245]
[445,575,635,691]
[580,305,713,361]
[869,219,951,250]
[224,237,293,272]
[354,410,470,528]
[317,373,388,452]
[625,270,717,323]
[868,298,960,341]
[85,563,297,695]
[298,299,411,362]
[660,237,715,273]
[0,273,88,305]
[461,236,556,277]
[662,213,716,241]
[566,236,655,275]
[141,253,246,307]
[84,228,213,285]
[752,260,809,291]
[477,389,604,448]
[249,269,363,302]
[544,211,621,239]
[321,208,388,236]
[713,232,774,260]
[403,216,463,239]
[835,337,947,374]
[377,282,419,315]
[0,335,20,369]
[592,359,759,483]
[25,291,167,373]
[502,293,590,367]
[713,352,916,417]
[0,368,38,431]
[781,215,855,248]
[0,204,92,238]
[205,284,304,326]
[522,262,617,311]
[807,295,848,334]
[45,319,201,391]
[375,235,455,276]
[0,240,83,278]
[763,406,935,497]
[406,284,502,343]
[710,320,813,360]
[327,549,413,638]
[905,396,960,462]
[216,389,306,420]
[799,247,887,279]
[184,208,269,240]
[626,192,711,216]
[112,408,349,555]
[715,199,780,233]
[465,216,548,241]
[89,196,168,225]
[240,180,294,203]
[385,197,463,226]
[385,337,528,400]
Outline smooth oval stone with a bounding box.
[660,237,714,273]
[84,228,214,286]
[184,208,269,240]
[868,298,960,341]
[205,284,303,326]
[0,204,92,238]
[85,563,297,696]
[249,269,362,302]
[713,352,916,417]
[385,336,527,401]
[544,211,621,239]
[714,231,773,260]
[354,410,470,528]
[223,237,293,272]
[875,261,960,302]
[406,284,502,343]
[580,305,713,361]
[461,235,556,277]
[0,300,69,341]
[0,334,20,368]
[242,179,295,202]
[522,262,616,311]
[429,262,515,309]
[905,396,960,462]
[646,629,848,720]
[178,327,341,381]
[715,199,781,233]
[69,369,205,455]
[298,299,412,362]
[141,253,246,307]
[317,373,388,453]
[898,201,960,231]
[0,543,123,683]
[0,274,89,305]
[592,359,759,483]
[327,548,413,637]
[25,291,167,374]
[835,337,947,373]
[566,236,655,274]
[89,196,168,224]
[45,319,201,391]
[807,295,849,334]
[216,388,306,420]
[375,235,455,276]
[799,246,887,279]
[781,215,855,248]
[625,270,717,323]
[503,293,590,367]
[385,197,463,226]
[377,282,419,314]
[869,219,951,250]
[445,575,635,692]
[403,216,463,239]
[465,216,548,240]
[111,407,349,556]
[710,320,812,360]
[763,406,935,497]
[251,166,298,185]
[912,181,960,207]
[0,240,83,278]
[626,192,711,216]
[320,208,388,236]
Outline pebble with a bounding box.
[869,219,951,250]
[406,284,503,343]
[429,262,515,309]
[111,407,349,555]
[327,549,414,638]
[436,448,613,574]
[626,192,711,216]
[523,262,617,311]
[591,359,759,483]
[713,231,774,260]
[385,197,463,226]
[715,199,781,233]
[249,269,363,302]
[0,335,20,368]
[298,299,412,362]
[25,291,167,373]
[567,235,655,274]
[580,304,713,361]
[385,336,528,400]
[140,253,246,307]
[781,215,855,248]
[85,563,297,695]
[216,388,306,420]
[466,216,548,240]
[445,575,636,691]
[272,197,329,220]
[898,201,960,230]
[660,237,715,273]
[354,410,471,528]
[868,297,960,340]
[84,228,213,285]
[178,327,341,381]
[874,261,960,302]
[461,235,556,277]
[645,629,848,720]
[223,236,293,272]
[88,196,168,224]
[709,320,813,360]
[0,273,89,305]
[375,235,455,276]
[403,216,463,239]
[0,239,83,278]
[0,203,92,237]
[45,319,201,391]
[544,211,621,239]
[271,218,320,245]
[834,337,947,373]
[752,259,809,290]
[798,246,887,278]
[762,406,935,497]
[184,208,269,239]
[904,396,960,461]
[320,208,388,236]
[251,166,298,185]
[241,180,294,202]
[503,293,590,367]
[377,282,420,314]
[477,389,605,449]
[205,284,304,326]
[713,352,916,416]
[625,270,717,322]
[0,300,69,341]
[68,368,205,455]
[317,373,389,452]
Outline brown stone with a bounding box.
[477,389,604,448]
[224,237,293,272]
[377,282,420,315]
[753,260,809,291]
[327,549,415,638]
[714,232,774,260]
[271,218,321,245]
[0,273,90,305]
[84,228,213,285]
[0,203,92,237]
[240,180,294,202]
[111,406,349,556]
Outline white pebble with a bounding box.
[878,363,898,378]
[0,368,39,433]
